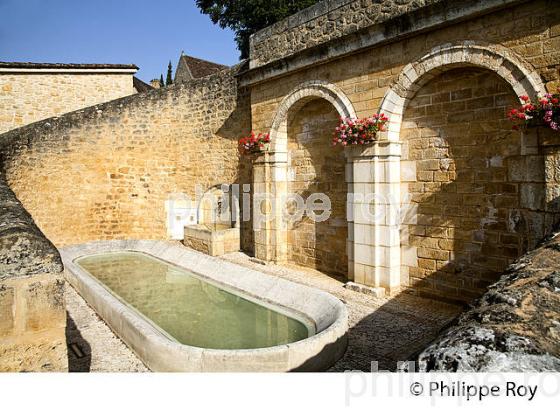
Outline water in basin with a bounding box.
[76,252,312,350]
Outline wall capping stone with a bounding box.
[0,177,63,279]
[240,0,530,86]
[0,63,246,153]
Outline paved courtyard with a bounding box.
[65,251,462,372]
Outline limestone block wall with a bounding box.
[0,72,135,134]
[0,67,252,248]
[248,0,560,301]
[400,68,541,303]
[287,99,347,276]
[0,178,67,372]
[249,0,446,68]
[250,1,560,132]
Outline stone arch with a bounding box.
[252,80,356,269]
[269,80,356,152]
[379,41,547,142]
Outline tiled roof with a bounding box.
[179,55,228,79]
[133,76,153,93]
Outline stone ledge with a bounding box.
[0,177,62,279]
[240,0,530,86]
[344,281,386,298]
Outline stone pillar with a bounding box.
[252,151,288,263]
[345,141,402,296]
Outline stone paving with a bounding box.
[65,252,462,372]
[222,253,463,371]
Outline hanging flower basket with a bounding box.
[332,113,388,147]
[507,91,560,132]
[238,132,271,155]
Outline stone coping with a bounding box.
[60,240,348,372]
[0,178,63,279]
[241,0,528,85]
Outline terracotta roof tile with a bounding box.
[179,55,228,79]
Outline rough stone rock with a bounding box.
[0,177,62,278]
[0,176,67,372]
[418,229,560,372]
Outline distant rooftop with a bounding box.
[175,53,229,83]
[133,76,154,93]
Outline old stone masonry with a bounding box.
[1,0,560,371]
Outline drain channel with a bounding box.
[68,343,85,359]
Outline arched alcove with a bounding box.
[252,80,356,276]
[376,41,548,301]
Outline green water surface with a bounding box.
[77,252,312,350]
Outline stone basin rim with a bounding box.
[60,239,349,372]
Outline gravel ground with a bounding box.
[65,252,462,372]
[65,284,147,372]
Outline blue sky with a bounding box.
[0,0,239,82]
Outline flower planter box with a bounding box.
[239,132,271,156]
[332,113,388,147]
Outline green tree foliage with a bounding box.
[196,0,320,59]
[159,74,165,88]
[166,61,173,86]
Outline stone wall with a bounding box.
[0,72,135,134]
[287,99,347,276]
[399,67,540,303]
[248,0,560,301]
[247,0,529,73]
[0,66,252,248]
[0,177,67,372]
[250,0,559,130]
[249,0,446,68]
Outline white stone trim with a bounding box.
[270,80,357,152]
[374,41,547,295]
[254,81,356,266]
[378,41,546,142]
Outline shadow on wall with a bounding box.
[0,64,253,249]
[215,78,254,254]
[396,68,557,304]
[334,196,560,373]
[328,69,560,371]
[331,188,560,372]
[286,99,348,277]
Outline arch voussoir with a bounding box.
[269,80,357,152]
[378,41,547,143]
